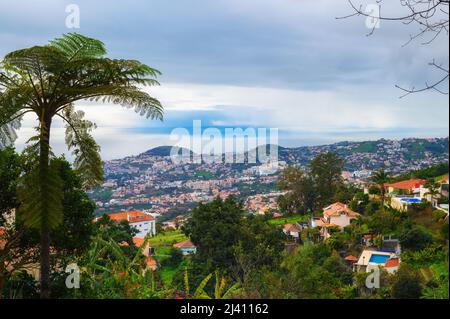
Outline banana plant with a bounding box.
[184,269,241,299]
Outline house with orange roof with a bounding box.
[323,202,360,228]
[173,240,197,255]
[283,223,302,240]
[311,202,360,239]
[387,179,431,211]
[95,210,156,238]
[385,179,426,195]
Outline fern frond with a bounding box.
[0,118,20,149]
[50,33,106,61]
[90,86,163,120]
[0,83,34,148]
[62,106,104,189]
[3,45,66,82]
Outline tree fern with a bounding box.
[0,33,163,297]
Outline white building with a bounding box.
[97,210,156,238]
[311,202,360,239]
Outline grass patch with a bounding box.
[159,259,190,287]
[155,246,172,263]
[268,215,308,226]
[148,230,188,247]
[353,142,377,154]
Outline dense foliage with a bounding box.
[1,148,448,299]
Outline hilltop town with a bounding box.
[89,137,449,222]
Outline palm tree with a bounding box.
[371,169,390,209]
[0,33,163,298]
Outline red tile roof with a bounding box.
[314,218,340,228]
[132,237,145,247]
[173,240,196,249]
[345,255,358,262]
[106,211,155,224]
[323,202,360,218]
[283,223,301,233]
[385,179,426,190]
[385,258,399,268]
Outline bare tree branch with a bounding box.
[338,0,449,97]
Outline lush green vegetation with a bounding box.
[91,188,113,203]
[353,141,378,154]
[391,162,449,182]
[0,147,448,299]
[277,152,354,215]
[148,230,188,246]
[268,215,308,226]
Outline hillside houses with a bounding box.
[311,202,360,239]
[385,177,449,212]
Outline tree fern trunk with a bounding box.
[40,224,50,298]
[39,115,52,299]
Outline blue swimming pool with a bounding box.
[369,254,391,264]
[400,198,422,204]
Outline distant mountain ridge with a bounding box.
[142,146,194,157]
[138,137,448,173]
[142,137,448,158]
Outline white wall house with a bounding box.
[312,202,360,239]
[130,218,156,238]
[283,224,301,239]
[97,210,156,238]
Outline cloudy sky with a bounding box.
[1,0,448,159]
